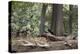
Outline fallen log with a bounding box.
[64,40,78,49]
[40,33,77,41]
[17,39,77,49]
[40,33,66,41]
[12,39,78,52]
[17,39,50,48]
[50,40,78,50]
[17,40,36,47]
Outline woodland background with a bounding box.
[9,1,78,52]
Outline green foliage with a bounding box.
[63,5,78,35]
[11,1,78,36]
[11,1,42,36]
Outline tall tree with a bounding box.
[68,5,73,34]
[50,4,63,36]
[68,5,78,35]
[40,4,47,35]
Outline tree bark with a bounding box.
[40,4,47,35]
[50,4,63,36]
[50,4,56,35]
[68,5,73,34]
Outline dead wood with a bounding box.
[40,33,66,41]
[11,35,78,52]
[40,33,77,41]
[17,39,77,49]
[11,39,78,52]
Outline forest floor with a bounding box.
[10,34,78,53]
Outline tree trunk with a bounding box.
[68,5,73,34]
[50,4,56,35]
[50,4,63,36]
[68,5,78,35]
[40,4,47,35]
